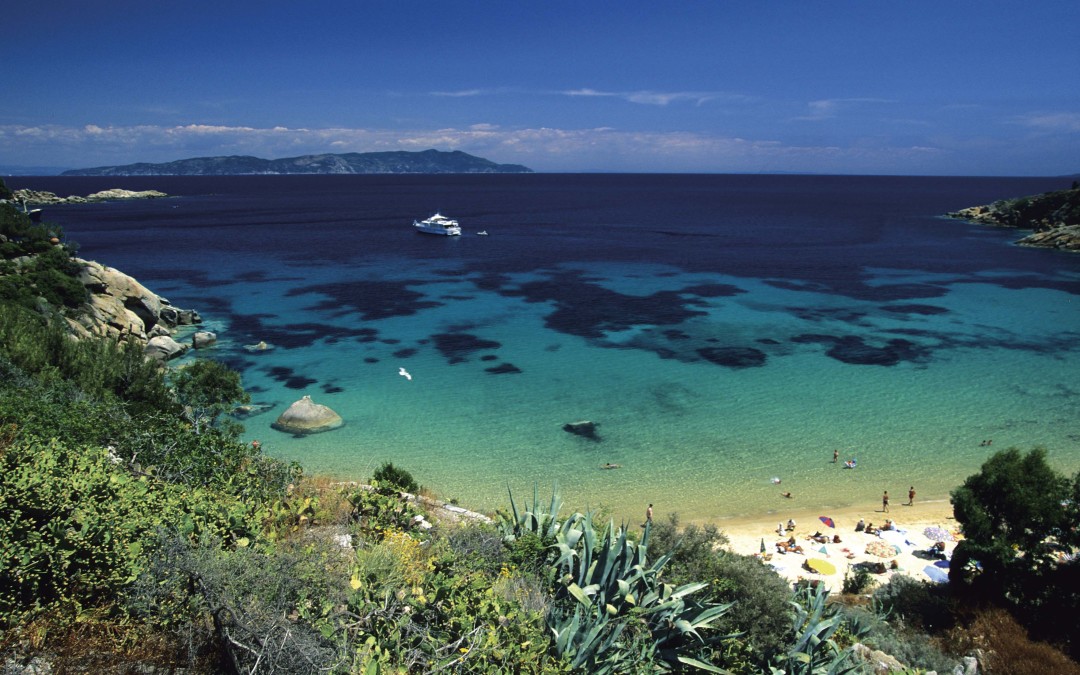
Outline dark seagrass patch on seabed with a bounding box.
[791,334,929,366]
[485,362,523,375]
[266,366,318,389]
[432,332,502,364]
[287,279,443,320]
[696,346,768,369]
[485,269,732,339]
[880,304,950,316]
[222,311,380,349]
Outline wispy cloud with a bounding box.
[561,88,741,106]
[795,98,894,121]
[427,87,746,107]
[429,89,490,98]
[0,122,948,174]
[1014,112,1080,133]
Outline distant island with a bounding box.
[946,182,1080,251]
[60,149,532,176]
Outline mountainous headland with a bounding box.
[946,183,1080,251]
[60,149,533,176]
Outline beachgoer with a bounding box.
[601,463,621,470]
[907,486,915,506]
[777,522,785,536]
[833,535,842,544]
[251,439,261,450]
[833,449,839,463]
[781,491,792,499]
[645,504,653,524]
[882,490,890,513]
[855,518,865,532]
[786,518,796,531]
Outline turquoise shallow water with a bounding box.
[24,174,1080,524]
[188,258,1080,524]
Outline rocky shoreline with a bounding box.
[11,188,168,205]
[70,257,204,362]
[946,184,1080,251]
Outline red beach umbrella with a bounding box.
[819,516,835,528]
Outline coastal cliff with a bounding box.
[946,184,1080,251]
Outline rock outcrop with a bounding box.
[11,188,168,205]
[946,185,1080,251]
[272,395,344,434]
[145,335,188,363]
[192,331,217,349]
[70,259,201,357]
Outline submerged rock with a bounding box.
[272,395,343,434]
[563,420,601,442]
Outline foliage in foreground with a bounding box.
[496,485,736,672]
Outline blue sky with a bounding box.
[2,1,1078,174]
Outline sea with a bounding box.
[11,174,1080,524]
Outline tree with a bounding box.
[949,447,1071,600]
[171,359,249,435]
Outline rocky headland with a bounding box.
[72,258,201,357]
[12,188,168,205]
[946,184,1080,251]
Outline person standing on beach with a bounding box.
[645,503,653,526]
[882,490,890,513]
[833,449,839,463]
[907,486,915,506]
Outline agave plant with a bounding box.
[550,505,733,670]
[770,583,860,675]
[496,483,568,541]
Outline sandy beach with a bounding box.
[707,497,960,591]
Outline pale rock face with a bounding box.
[145,335,188,362]
[192,331,217,348]
[272,395,344,434]
[76,259,164,340]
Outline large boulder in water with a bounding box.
[273,395,343,435]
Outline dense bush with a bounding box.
[649,513,794,670]
[0,436,263,629]
[371,460,419,494]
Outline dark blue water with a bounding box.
[13,174,1080,520]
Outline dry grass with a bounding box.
[2,613,206,675]
[294,473,355,525]
[947,606,1080,675]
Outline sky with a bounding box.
[2,1,1078,175]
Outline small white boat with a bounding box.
[414,212,461,236]
[476,230,488,236]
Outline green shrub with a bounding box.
[129,532,344,671]
[842,565,874,595]
[649,513,793,670]
[0,437,264,628]
[344,486,425,539]
[871,575,953,633]
[371,460,418,494]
